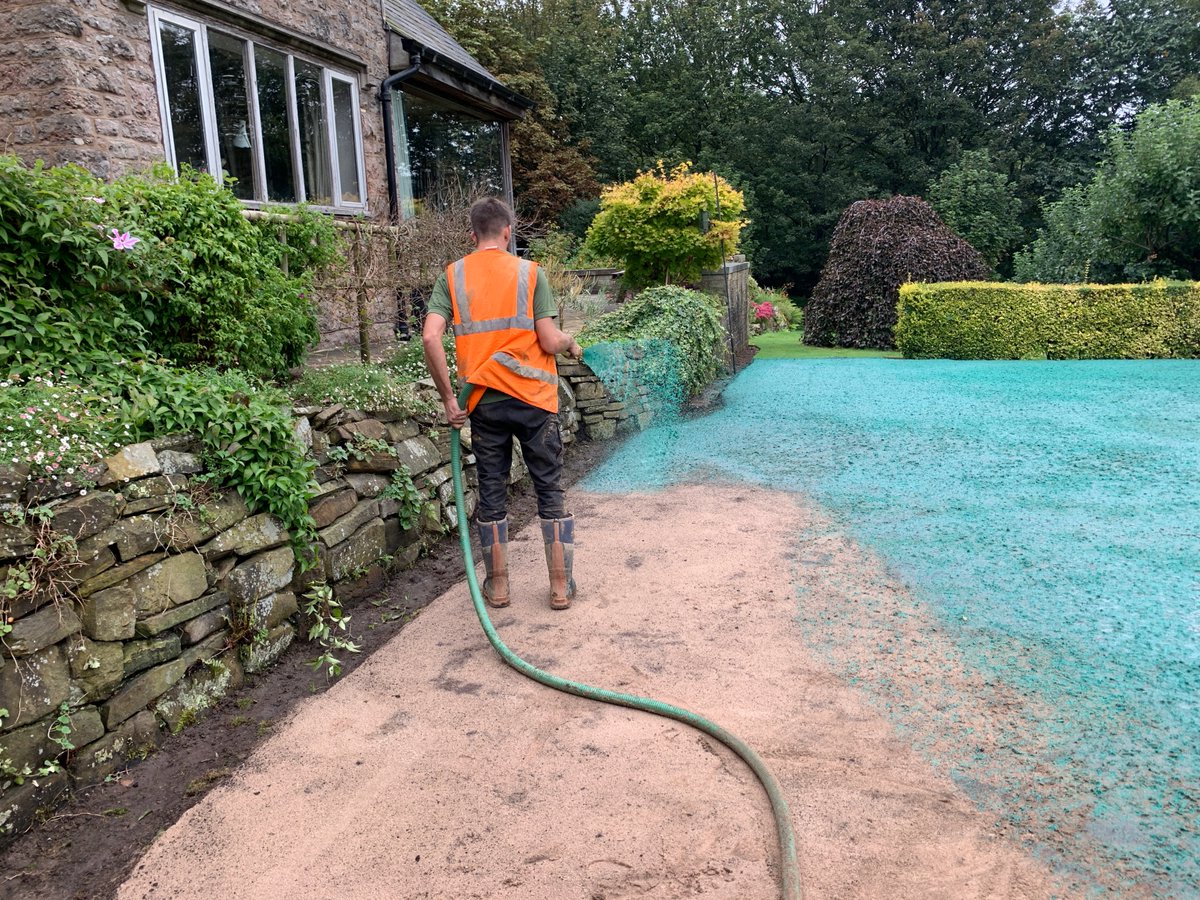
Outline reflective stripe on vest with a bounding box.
[492,351,560,386]
[451,257,536,337]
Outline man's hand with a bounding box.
[536,319,585,358]
[443,396,469,429]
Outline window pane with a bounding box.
[207,31,255,200]
[390,88,415,218]
[293,60,332,205]
[254,47,296,202]
[331,79,361,205]
[158,21,208,173]
[398,92,504,209]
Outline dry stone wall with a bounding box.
[698,255,751,363]
[558,361,653,442]
[0,362,663,842]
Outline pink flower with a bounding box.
[110,228,140,250]
[753,301,775,321]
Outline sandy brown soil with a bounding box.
[115,485,1071,900]
[0,441,616,900]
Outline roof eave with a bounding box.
[393,33,534,116]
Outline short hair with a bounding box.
[469,197,514,239]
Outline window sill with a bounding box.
[241,204,381,225]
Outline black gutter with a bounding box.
[397,36,533,111]
[380,52,423,221]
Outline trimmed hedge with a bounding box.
[895,280,1200,360]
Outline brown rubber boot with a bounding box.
[477,518,509,608]
[540,515,576,610]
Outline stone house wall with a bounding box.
[0,0,389,199]
[1,0,164,179]
[0,0,397,347]
[0,358,663,844]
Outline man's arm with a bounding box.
[535,318,583,359]
[532,267,583,359]
[422,312,468,428]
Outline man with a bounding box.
[422,198,583,610]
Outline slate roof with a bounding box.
[381,0,495,83]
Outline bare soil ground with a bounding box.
[0,439,615,900]
[107,483,1071,900]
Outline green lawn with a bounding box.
[749,330,902,359]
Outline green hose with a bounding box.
[449,383,803,900]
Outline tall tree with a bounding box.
[422,0,598,224]
[1015,98,1200,282]
[427,0,1200,288]
[928,149,1024,272]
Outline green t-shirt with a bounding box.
[428,254,558,405]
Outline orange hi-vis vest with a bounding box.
[446,250,560,415]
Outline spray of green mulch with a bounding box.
[581,338,688,429]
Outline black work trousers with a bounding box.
[469,396,566,522]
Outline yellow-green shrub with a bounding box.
[581,162,746,289]
[895,280,1200,359]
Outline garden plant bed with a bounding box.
[0,438,616,900]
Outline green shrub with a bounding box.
[581,163,746,289]
[0,158,156,378]
[1014,98,1200,284]
[578,285,727,395]
[118,364,318,550]
[749,283,801,331]
[107,164,338,378]
[895,280,1200,360]
[559,197,601,239]
[927,149,1024,272]
[1012,185,1098,284]
[773,296,802,331]
[0,156,339,380]
[385,337,456,385]
[289,363,435,418]
[1,363,319,552]
[0,374,126,477]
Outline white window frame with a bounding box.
[147,5,367,214]
[327,71,366,208]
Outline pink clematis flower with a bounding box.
[110,228,140,250]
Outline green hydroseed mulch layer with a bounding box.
[582,356,1200,896]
